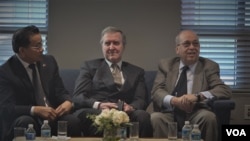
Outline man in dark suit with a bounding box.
[150,30,232,141]
[0,25,82,140]
[72,26,153,137]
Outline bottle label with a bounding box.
[41,129,51,137]
[26,133,36,140]
[182,129,191,140]
[182,129,191,134]
[191,133,201,141]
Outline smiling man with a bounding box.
[72,26,153,137]
[150,30,232,141]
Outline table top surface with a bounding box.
[34,137,182,141]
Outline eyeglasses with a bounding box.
[178,41,200,48]
[29,42,43,51]
[30,46,43,51]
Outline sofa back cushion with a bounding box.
[59,69,80,95]
[144,71,157,104]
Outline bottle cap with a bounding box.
[185,121,190,124]
[28,124,33,128]
[44,120,48,124]
[193,124,199,127]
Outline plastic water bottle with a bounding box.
[191,124,201,141]
[41,120,51,139]
[182,121,192,141]
[26,124,36,141]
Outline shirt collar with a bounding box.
[16,54,31,69]
[105,59,122,68]
[179,61,197,73]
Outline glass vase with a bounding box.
[103,128,119,141]
[116,127,127,140]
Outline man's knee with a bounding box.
[151,112,164,124]
[14,115,36,127]
[202,111,217,124]
[133,110,150,122]
[60,114,81,126]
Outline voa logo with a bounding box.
[226,129,246,136]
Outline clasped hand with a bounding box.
[33,100,73,121]
[173,94,197,113]
[98,102,135,113]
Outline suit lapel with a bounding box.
[11,56,35,99]
[94,61,117,91]
[120,63,133,91]
[36,61,49,96]
[192,61,203,93]
[167,61,180,94]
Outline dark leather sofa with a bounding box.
[59,69,235,140]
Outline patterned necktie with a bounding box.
[29,64,45,106]
[172,65,189,97]
[111,64,122,89]
[172,65,189,131]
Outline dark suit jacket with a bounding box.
[0,55,72,138]
[152,57,232,112]
[72,58,147,110]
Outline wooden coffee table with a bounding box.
[35,137,182,141]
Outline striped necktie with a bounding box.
[111,64,122,89]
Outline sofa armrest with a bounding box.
[211,99,235,125]
[210,99,235,141]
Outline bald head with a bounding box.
[175,30,198,46]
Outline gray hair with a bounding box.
[100,26,126,46]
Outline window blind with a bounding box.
[181,0,250,91]
[0,0,48,65]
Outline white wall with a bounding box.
[47,0,250,125]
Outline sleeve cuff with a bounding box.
[93,101,101,109]
[30,106,35,116]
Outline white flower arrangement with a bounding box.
[88,109,131,132]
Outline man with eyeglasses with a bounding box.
[0,25,82,140]
[150,30,232,141]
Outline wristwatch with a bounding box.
[195,93,201,102]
